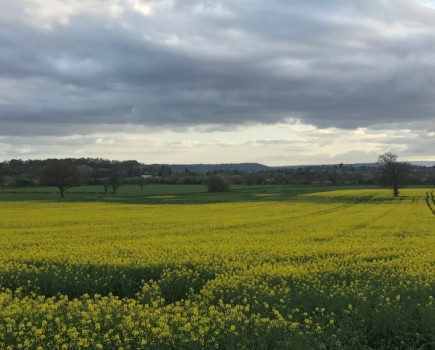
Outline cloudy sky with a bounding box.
[1,0,435,165]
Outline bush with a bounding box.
[207,174,230,192]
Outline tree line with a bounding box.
[0,155,434,197]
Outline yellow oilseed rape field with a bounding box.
[0,187,434,349]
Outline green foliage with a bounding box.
[108,170,122,194]
[2,158,435,189]
[39,160,84,197]
[247,173,267,185]
[207,174,230,192]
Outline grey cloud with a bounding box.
[1,0,435,136]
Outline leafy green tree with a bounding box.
[207,174,230,192]
[39,160,83,198]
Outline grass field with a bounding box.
[0,185,434,349]
[0,184,385,203]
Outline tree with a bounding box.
[207,174,230,192]
[247,173,267,185]
[108,170,122,194]
[378,153,410,197]
[39,160,83,197]
[76,165,92,184]
[136,176,146,190]
[101,177,110,194]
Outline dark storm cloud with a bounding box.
[1,0,435,136]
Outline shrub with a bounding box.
[207,174,230,192]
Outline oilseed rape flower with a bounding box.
[0,188,434,348]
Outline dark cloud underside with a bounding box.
[1,0,435,136]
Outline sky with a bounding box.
[1,0,435,166]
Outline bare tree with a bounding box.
[39,160,83,198]
[378,153,410,197]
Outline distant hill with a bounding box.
[158,163,271,173]
[272,162,435,169]
[160,162,380,173]
[159,161,434,173]
[409,161,435,167]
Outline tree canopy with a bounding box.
[378,153,410,197]
[207,174,230,192]
[39,160,84,197]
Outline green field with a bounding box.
[0,184,379,203]
[0,186,434,349]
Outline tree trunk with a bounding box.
[59,187,65,198]
[392,173,399,197]
[104,185,108,194]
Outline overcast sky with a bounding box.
[1,0,434,165]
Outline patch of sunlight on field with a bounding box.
[304,188,426,200]
[147,195,178,199]
[0,188,434,349]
